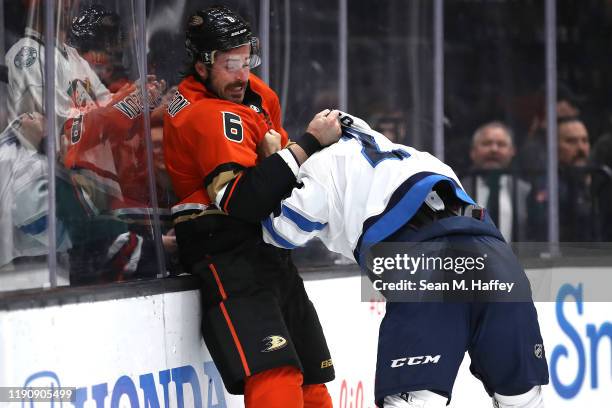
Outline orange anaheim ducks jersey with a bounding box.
[62,83,153,214]
[163,73,289,217]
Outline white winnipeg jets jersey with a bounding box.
[0,128,71,267]
[262,113,474,264]
[6,28,110,132]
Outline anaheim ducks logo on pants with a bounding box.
[262,335,288,352]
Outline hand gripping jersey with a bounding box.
[6,28,111,139]
[164,73,290,223]
[262,113,475,264]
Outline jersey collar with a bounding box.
[24,27,69,58]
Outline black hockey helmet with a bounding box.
[185,5,260,68]
[70,4,122,53]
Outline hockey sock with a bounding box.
[383,390,448,407]
[493,386,544,408]
[303,383,333,408]
[244,365,304,408]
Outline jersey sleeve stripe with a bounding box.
[276,148,299,176]
[203,162,245,190]
[222,172,243,213]
[17,215,48,235]
[281,204,327,232]
[206,167,242,207]
[261,218,297,249]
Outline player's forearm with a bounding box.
[288,132,324,165]
[216,152,298,223]
[213,132,325,222]
[287,144,308,165]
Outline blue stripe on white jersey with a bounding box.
[262,217,298,249]
[354,172,475,264]
[281,204,327,232]
[0,132,17,147]
[18,214,48,235]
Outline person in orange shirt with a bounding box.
[163,5,340,408]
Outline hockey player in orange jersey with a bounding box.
[59,4,168,283]
[164,5,341,408]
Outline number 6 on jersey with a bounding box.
[222,111,244,142]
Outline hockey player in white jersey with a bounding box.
[0,113,71,268]
[263,112,549,407]
[0,0,111,269]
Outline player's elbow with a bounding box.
[219,158,297,223]
[224,190,284,223]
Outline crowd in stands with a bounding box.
[456,95,612,243]
[369,79,612,244]
[1,1,611,289]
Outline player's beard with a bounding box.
[222,80,247,103]
[205,76,247,104]
[571,150,588,166]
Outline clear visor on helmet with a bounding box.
[209,37,261,72]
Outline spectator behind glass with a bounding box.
[150,87,178,210]
[591,132,612,241]
[558,117,590,167]
[518,83,581,174]
[460,122,531,242]
[529,117,602,241]
[370,110,408,144]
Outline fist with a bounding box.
[306,109,342,147]
[147,75,167,110]
[258,129,282,158]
